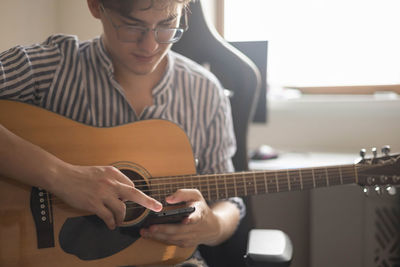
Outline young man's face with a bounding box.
[98,0,184,77]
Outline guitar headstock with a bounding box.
[356,146,400,188]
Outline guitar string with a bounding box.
[47,162,381,202]
[46,167,359,201]
[44,167,363,202]
[46,168,364,209]
[46,175,378,213]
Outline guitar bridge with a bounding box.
[30,187,55,248]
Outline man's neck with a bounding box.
[113,56,168,116]
[114,56,167,93]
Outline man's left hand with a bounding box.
[139,189,223,247]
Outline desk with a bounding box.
[249,151,357,170]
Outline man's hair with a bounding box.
[101,0,192,16]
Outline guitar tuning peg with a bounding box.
[381,145,391,156]
[372,147,377,158]
[384,185,397,196]
[360,149,366,159]
[362,187,370,196]
[374,185,382,196]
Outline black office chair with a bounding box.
[172,1,292,267]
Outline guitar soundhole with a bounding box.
[120,169,149,222]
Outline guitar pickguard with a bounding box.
[59,215,140,260]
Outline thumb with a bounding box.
[166,189,201,204]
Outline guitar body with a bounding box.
[2,100,399,266]
[0,100,197,266]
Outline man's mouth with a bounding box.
[133,54,156,63]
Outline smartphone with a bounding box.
[142,206,195,227]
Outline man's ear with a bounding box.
[87,0,101,19]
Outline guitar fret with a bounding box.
[223,174,228,198]
[276,171,289,192]
[206,175,211,201]
[288,170,301,192]
[354,165,359,184]
[275,172,280,192]
[173,176,181,194]
[312,168,316,188]
[233,174,238,197]
[253,172,258,195]
[286,170,291,191]
[299,169,304,190]
[236,172,246,197]
[192,175,197,191]
[339,166,343,184]
[298,169,314,190]
[243,172,248,196]
[263,172,269,193]
[215,175,219,199]
[326,167,342,186]
[265,173,277,193]
[255,172,265,195]
[314,168,327,187]
[182,176,186,189]
[245,173,256,196]
[325,167,330,187]
[165,179,171,196]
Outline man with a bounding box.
[0,0,243,265]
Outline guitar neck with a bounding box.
[150,164,358,201]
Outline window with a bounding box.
[224,0,400,94]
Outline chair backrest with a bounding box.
[172,1,262,266]
[172,1,261,173]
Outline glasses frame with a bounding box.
[100,3,188,44]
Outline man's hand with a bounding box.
[139,189,239,247]
[51,164,163,230]
[0,125,162,231]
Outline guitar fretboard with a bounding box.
[149,164,358,201]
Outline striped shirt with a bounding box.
[0,34,244,217]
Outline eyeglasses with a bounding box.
[100,4,188,44]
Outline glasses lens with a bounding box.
[117,26,185,43]
[156,28,184,43]
[118,27,144,42]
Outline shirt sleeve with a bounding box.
[0,35,62,105]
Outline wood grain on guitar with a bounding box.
[0,100,399,266]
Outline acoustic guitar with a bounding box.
[0,100,399,266]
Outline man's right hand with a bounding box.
[1,124,162,230]
[51,164,163,230]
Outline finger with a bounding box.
[104,197,126,226]
[109,167,135,187]
[144,226,196,247]
[95,205,116,230]
[166,189,202,204]
[118,183,162,212]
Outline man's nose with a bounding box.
[137,30,159,53]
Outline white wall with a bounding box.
[249,96,400,155]
[0,0,58,50]
[57,0,102,42]
[0,0,101,52]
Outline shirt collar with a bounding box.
[152,51,174,97]
[94,35,114,74]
